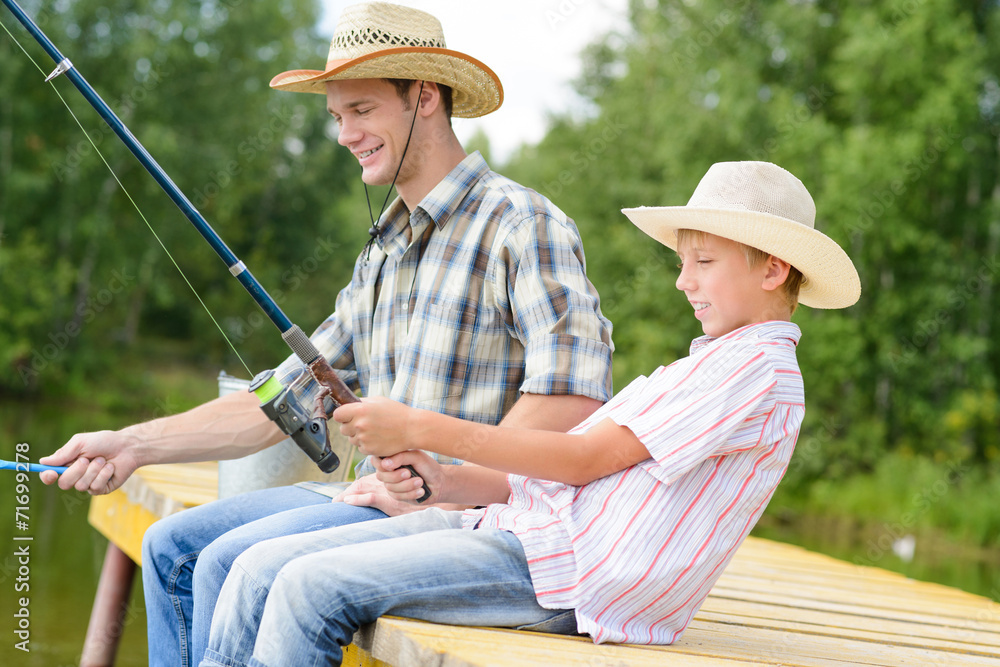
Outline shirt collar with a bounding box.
[689,321,801,355]
[375,152,491,258]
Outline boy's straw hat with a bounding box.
[623,161,861,309]
[269,2,503,118]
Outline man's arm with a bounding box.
[497,393,604,431]
[39,390,285,495]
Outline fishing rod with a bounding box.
[0,460,68,474]
[0,0,436,492]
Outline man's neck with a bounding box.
[395,134,468,210]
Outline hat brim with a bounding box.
[269,47,503,119]
[622,206,861,309]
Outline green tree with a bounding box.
[1,0,362,393]
[504,0,1000,496]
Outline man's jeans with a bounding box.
[141,485,387,667]
[199,509,577,667]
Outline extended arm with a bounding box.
[39,390,285,494]
[335,398,650,488]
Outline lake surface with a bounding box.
[0,399,997,665]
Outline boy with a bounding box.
[199,161,860,667]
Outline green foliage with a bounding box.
[3,0,1000,545]
[0,0,362,392]
[504,0,1000,505]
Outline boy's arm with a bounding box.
[335,398,650,487]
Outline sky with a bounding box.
[318,0,631,162]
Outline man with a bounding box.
[199,160,862,666]
[40,3,613,666]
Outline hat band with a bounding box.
[331,27,445,54]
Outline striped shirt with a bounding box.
[465,321,804,645]
[274,152,614,475]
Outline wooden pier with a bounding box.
[86,463,1000,666]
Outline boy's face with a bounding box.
[675,233,784,338]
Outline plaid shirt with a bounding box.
[275,152,613,475]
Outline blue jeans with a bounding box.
[141,484,387,667]
[198,509,577,667]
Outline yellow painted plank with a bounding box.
[87,462,219,565]
[343,642,391,667]
[87,489,160,565]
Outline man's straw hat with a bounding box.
[623,161,861,309]
[270,2,503,118]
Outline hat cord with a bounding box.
[363,80,426,262]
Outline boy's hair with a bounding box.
[676,229,804,314]
[386,78,454,122]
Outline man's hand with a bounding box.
[375,451,444,504]
[333,397,422,458]
[333,471,427,516]
[38,430,141,495]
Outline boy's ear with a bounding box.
[761,256,792,292]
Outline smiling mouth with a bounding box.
[358,146,382,160]
[692,302,710,312]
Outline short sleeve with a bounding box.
[608,341,778,484]
[491,213,613,402]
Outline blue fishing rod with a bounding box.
[0,0,381,482]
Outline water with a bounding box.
[0,400,997,665]
[0,399,148,666]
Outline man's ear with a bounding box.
[761,256,792,291]
[416,81,441,117]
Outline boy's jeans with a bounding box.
[199,509,577,667]
[141,485,387,667]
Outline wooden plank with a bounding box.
[707,582,1000,632]
[88,485,162,565]
[87,462,219,565]
[673,619,1000,666]
[356,618,755,667]
[697,596,1000,650]
[343,641,391,667]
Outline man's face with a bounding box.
[325,79,420,187]
[674,232,776,338]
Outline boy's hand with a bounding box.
[375,451,443,504]
[333,397,419,458]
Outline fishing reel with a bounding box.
[249,368,340,473]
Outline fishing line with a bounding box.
[1,17,252,376]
